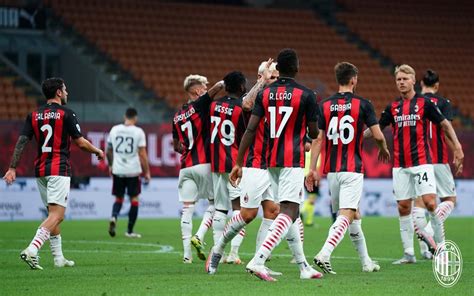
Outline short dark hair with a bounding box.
[41,77,64,99]
[276,48,298,77]
[422,69,439,87]
[334,62,358,85]
[223,71,246,94]
[125,107,138,119]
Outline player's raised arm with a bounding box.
[207,80,225,99]
[242,58,274,111]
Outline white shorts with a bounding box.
[434,163,456,198]
[240,167,274,208]
[36,176,71,208]
[212,172,240,211]
[327,172,363,213]
[393,164,436,201]
[178,164,213,203]
[268,167,304,205]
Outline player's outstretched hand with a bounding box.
[3,168,16,185]
[229,165,242,187]
[96,149,105,161]
[260,58,274,82]
[144,172,151,184]
[378,147,391,163]
[453,149,464,176]
[305,169,320,192]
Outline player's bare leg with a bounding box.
[393,199,416,264]
[109,196,124,237]
[21,204,65,270]
[181,201,195,263]
[314,208,355,274]
[413,197,435,258]
[422,193,445,246]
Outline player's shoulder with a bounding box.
[292,80,314,97]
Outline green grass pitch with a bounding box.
[0,217,472,295]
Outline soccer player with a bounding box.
[306,62,389,274]
[413,69,459,259]
[106,108,150,238]
[172,75,225,263]
[208,71,250,265]
[227,49,322,281]
[367,65,463,264]
[3,77,104,270]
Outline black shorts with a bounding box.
[112,175,141,197]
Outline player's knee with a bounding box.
[263,205,279,220]
[115,197,124,204]
[424,200,437,212]
[397,202,411,216]
[240,210,257,224]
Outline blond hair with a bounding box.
[183,75,208,92]
[394,64,416,77]
[258,61,277,75]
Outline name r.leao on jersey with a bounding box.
[330,103,352,112]
[35,111,61,120]
[269,91,292,100]
[173,107,196,124]
[214,104,233,116]
[394,114,421,127]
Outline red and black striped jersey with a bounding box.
[252,78,318,168]
[244,118,269,169]
[21,103,83,177]
[210,96,248,173]
[319,92,378,174]
[379,94,445,168]
[172,93,212,169]
[425,93,453,164]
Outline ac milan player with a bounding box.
[3,77,104,270]
[366,65,463,264]
[413,69,458,259]
[228,49,322,281]
[305,62,389,274]
[172,75,224,263]
[206,60,285,276]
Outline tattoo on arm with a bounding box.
[10,136,29,168]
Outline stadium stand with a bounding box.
[336,0,473,122]
[45,0,397,112]
[0,69,37,120]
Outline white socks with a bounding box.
[27,227,50,256]
[253,214,293,265]
[181,204,194,260]
[399,215,414,256]
[286,221,311,271]
[430,210,445,245]
[319,215,350,259]
[212,211,227,247]
[349,219,370,265]
[49,234,64,259]
[256,218,273,252]
[195,204,215,241]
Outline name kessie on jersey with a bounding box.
[214,104,234,116]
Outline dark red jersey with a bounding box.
[319,92,378,174]
[210,96,247,173]
[172,93,212,169]
[252,78,318,168]
[425,93,453,164]
[379,94,445,168]
[21,102,83,177]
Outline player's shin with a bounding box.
[286,221,311,271]
[27,227,50,256]
[399,215,415,256]
[212,210,227,247]
[349,219,370,265]
[436,200,455,223]
[319,215,350,259]
[229,210,246,258]
[216,211,247,254]
[429,211,445,245]
[181,203,194,260]
[128,199,139,234]
[256,218,273,252]
[195,204,215,241]
[253,213,293,265]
